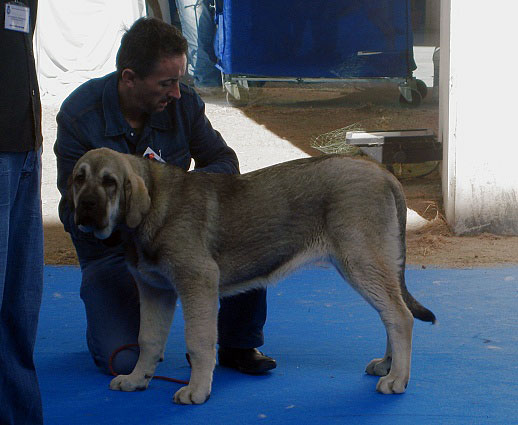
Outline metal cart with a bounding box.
[214,0,427,106]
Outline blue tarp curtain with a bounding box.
[215,0,416,78]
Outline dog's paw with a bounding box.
[173,384,210,405]
[365,357,391,376]
[376,374,408,394]
[109,374,150,392]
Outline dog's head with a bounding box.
[69,148,151,239]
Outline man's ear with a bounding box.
[120,68,138,88]
[124,174,151,228]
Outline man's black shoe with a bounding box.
[218,347,276,375]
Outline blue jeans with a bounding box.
[0,149,43,425]
[176,0,221,87]
[80,252,267,375]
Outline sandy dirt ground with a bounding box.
[41,82,518,268]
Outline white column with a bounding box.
[440,0,518,235]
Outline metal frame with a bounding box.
[222,74,426,106]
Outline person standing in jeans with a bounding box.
[0,0,44,424]
[174,0,222,92]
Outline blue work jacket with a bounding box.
[54,72,239,263]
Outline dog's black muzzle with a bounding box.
[74,193,107,229]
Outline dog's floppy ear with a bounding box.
[124,173,151,228]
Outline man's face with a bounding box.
[131,54,187,115]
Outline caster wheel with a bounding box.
[415,79,428,99]
[226,90,249,106]
[399,89,422,107]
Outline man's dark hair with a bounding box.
[116,17,188,79]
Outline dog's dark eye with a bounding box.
[102,175,117,187]
[74,173,85,185]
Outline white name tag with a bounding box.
[4,2,30,34]
[143,147,166,163]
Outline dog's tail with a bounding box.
[391,177,437,324]
[400,272,436,323]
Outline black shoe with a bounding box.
[218,347,276,375]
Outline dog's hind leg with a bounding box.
[173,265,219,405]
[333,251,414,394]
[374,301,413,394]
[110,282,177,392]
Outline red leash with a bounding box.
[109,343,189,385]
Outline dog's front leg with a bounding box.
[365,330,393,376]
[173,279,219,405]
[110,282,177,392]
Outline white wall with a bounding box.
[440,0,518,235]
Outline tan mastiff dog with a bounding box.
[69,147,435,405]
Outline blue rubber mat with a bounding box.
[36,265,518,424]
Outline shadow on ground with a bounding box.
[234,82,439,157]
